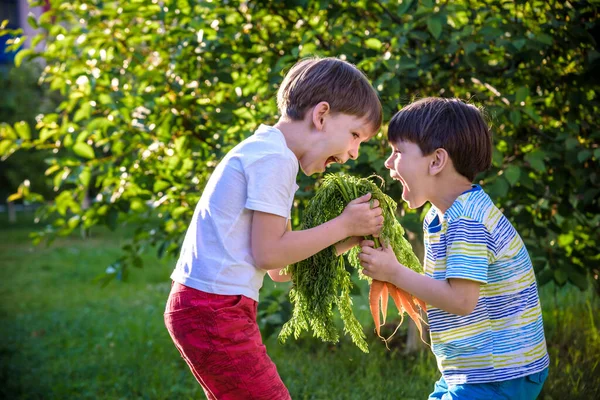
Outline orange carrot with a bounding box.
[369,280,386,339]
[395,287,425,338]
[413,297,428,312]
[381,282,389,324]
[370,280,430,347]
[378,285,428,346]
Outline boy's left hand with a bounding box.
[358,240,400,283]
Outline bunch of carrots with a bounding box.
[369,279,428,347]
[280,173,428,352]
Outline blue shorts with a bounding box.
[428,368,549,400]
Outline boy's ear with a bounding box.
[311,101,330,131]
[429,148,449,176]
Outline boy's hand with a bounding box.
[340,193,384,237]
[358,240,401,283]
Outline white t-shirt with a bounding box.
[170,125,299,301]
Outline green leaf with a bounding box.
[525,151,546,173]
[172,206,188,219]
[0,123,18,140]
[106,208,119,231]
[45,164,61,176]
[130,199,146,212]
[513,38,527,50]
[364,38,382,50]
[509,110,521,126]
[397,0,414,15]
[50,77,66,93]
[98,93,112,105]
[427,15,443,39]
[515,86,529,103]
[73,103,92,122]
[577,149,591,163]
[27,14,39,29]
[73,142,95,159]
[568,268,589,291]
[503,165,521,186]
[7,192,22,202]
[487,176,509,199]
[68,216,80,229]
[536,268,553,286]
[0,140,13,155]
[232,107,253,121]
[464,42,477,55]
[14,121,31,139]
[522,106,541,122]
[174,136,188,153]
[479,26,503,41]
[554,268,568,285]
[79,167,91,186]
[536,33,553,46]
[153,180,171,193]
[565,137,579,150]
[14,49,33,68]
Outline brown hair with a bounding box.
[388,97,492,181]
[277,57,382,134]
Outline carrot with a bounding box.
[381,281,389,324]
[413,297,428,312]
[369,279,386,339]
[371,283,429,347]
[388,286,429,345]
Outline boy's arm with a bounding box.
[334,236,361,256]
[252,193,383,271]
[267,220,293,282]
[359,242,480,316]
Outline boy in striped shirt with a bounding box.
[359,97,549,399]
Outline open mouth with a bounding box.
[391,173,407,186]
[325,156,341,167]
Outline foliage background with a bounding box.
[1,0,599,291]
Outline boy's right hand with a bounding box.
[340,193,384,237]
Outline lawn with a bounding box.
[0,214,598,399]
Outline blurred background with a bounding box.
[0,1,598,399]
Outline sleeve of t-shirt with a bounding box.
[245,154,297,218]
[445,217,489,284]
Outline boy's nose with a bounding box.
[348,147,358,160]
[384,156,392,169]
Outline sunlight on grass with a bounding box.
[1,215,598,399]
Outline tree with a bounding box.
[1,0,598,293]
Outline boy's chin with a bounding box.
[402,194,423,209]
[299,163,323,176]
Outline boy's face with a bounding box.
[302,113,374,175]
[385,140,431,209]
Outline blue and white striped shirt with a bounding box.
[423,185,549,384]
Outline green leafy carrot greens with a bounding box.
[279,173,425,352]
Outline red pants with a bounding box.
[164,282,290,400]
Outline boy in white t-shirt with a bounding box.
[164,57,384,400]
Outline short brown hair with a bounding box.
[277,57,382,134]
[388,97,492,181]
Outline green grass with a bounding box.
[1,214,599,399]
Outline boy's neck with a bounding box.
[429,172,474,217]
[273,117,313,161]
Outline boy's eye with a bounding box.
[352,132,360,139]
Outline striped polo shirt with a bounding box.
[423,185,549,385]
